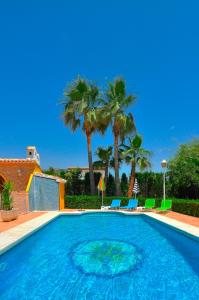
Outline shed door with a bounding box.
[29,176,59,211]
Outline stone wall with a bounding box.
[12,191,29,214]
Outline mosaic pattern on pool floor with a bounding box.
[70,239,142,277]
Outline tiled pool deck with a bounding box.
[162,211,199,227]
[0,210,199,255]
[0,212,46,232]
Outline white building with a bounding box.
[67,167,105,179]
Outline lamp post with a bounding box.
[161,160,167,202]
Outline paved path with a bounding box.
[0,211,59,254]
[162,211,199,227]
[0,212,46,232]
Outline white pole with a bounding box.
[163,169,166,202]
[102,190,104,207]
[161,160,167,204]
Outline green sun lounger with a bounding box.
[156,199,172,211]
[144,199,155,209]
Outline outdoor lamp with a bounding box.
[161,159,167,201]
[161,160,167,169]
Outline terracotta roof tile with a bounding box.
[0,159,37,163]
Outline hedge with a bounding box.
[65,195,162,209]
[65,195,199,217]
[172,201,199,217]
[65,195,130,209]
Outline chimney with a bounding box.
[26,146,40,165]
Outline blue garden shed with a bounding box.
[28,173,66,211]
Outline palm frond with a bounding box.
[93,160,105,168]
[132,134,142,149]
[123,95,136,107]
[121,133,152,170]
[138,157,151,171]
[114,78,125,97]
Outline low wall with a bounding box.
[12,191,29,215]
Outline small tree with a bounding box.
[65,169,83,195]
[136,172,163,198]
[121,135,151,197]
[43,167,57,176]
[120,173,128,196]
[85,172,102,194]
[94,146,113,188]
[43,167,66,178]
[106,173,116,196]
[2,182,13,210]
[168,139,199,198]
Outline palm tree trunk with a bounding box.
[86,131,96,195]
[128,163,135,197]
[114,132,121,196]
[104,164,109,195]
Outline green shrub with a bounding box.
[65,195,199,217]
[171,201,199,217]
[168,139,199,199]
[2,182,13,210]
[65,195,130,209]
[65,195,161,209]
[157,198,199,216]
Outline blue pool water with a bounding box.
[0,213,199,300]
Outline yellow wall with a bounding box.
[34,165,42,173]
[59,182,65,210]
[26,166,42,192]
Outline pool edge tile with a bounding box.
[144,212,199,239]
[0,212,60,255]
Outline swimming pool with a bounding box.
[0,213,199,299]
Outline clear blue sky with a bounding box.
[0,0,198,174]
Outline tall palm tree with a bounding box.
[109,152,123,170]
[121,135,151,197]
[64,77,101,195]
[104,78,136,195]
[94,146,113,187]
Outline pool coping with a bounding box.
[0,210,199,255]
[0,212,59,255]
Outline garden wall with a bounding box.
[12,191,29,214]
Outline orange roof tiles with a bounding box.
[0,159,38,163]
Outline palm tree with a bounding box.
[109,151,123,170]
[94,146,113,187]
[64,77,101,195]
[121,135,151,197]
[104,78,136,195]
